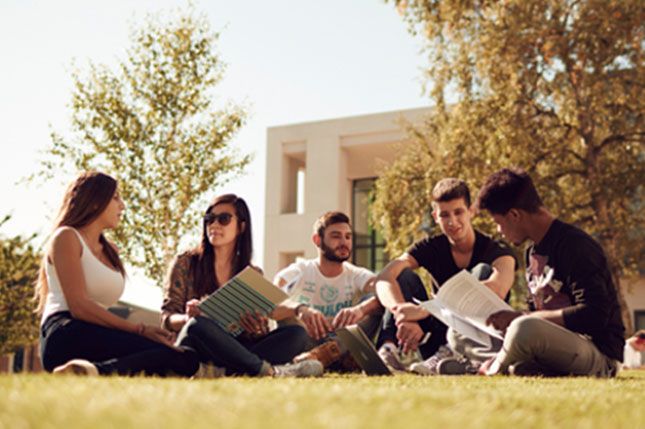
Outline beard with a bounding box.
[321,240,350,263]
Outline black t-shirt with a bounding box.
[526,219,625,361]
[407,230,516,295]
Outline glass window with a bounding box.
[352,178,388,272]
[635,310,645,331]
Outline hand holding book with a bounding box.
[416,270,514,347]
[185,299,202,317]
[486,310,524,335]
[239,310,270,337]
[197,267,289,336]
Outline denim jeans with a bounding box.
[379,263,494,359]
[378,269,448,359]
[177,315,309,375]
[40,311,199,377]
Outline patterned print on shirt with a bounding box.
[527,253,571,310]
[320,284,339,304]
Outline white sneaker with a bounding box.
[273,360,324,377]
[399,349,424,368]
[377,343,407,371]
[410,345,454,375]
[53,359,99,376]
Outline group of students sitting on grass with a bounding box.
[37,168,626,378]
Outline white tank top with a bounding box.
[41,227,126,324]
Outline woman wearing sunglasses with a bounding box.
[37,171,199,376]
[161,194,322,377]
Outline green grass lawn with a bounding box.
[1,372,644,429]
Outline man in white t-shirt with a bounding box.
[623,330,645,370]
[273,211,382,369]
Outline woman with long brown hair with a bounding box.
[37,171,198,376]
[162,194,322,377]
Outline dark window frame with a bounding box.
[634,310,645,331]
[351,178,388,271]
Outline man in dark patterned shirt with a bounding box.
[478,168,625,377]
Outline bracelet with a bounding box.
[295,303,308,317]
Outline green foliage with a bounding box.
[36,8,250,284]
[0,216,40,355]
[0,373,644,428]
[376,0,644,323]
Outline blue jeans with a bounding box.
[177,316,309,375]
[40,311,199,377]
[378,264,493,359]
[378,269,447,359]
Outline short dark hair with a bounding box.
[432,178,471,207]
[314,211,351,238]
[476,168,543,215]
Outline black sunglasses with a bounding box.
[204,212,236,226]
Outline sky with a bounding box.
[0,0,430,299]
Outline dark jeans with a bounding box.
[40,311,199,377]
[378,269,448,359]
[178,315,309,375]
[378,264,493,359]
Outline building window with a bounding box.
[279,251,304,271]
[281,143,306,214]
[352,178,388,272]
[635,310,645,331]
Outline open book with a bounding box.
[197,267,288,337]
[417,270,513,348]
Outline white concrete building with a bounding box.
[263,107,645,332]
[263,107,432,280]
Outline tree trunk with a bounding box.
[602,238,633,336]
[594,200,633,336]
[586,143,632,335]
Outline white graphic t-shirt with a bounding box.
[275,259,374,318]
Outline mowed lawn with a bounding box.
[1,372,644,429]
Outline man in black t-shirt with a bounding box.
[478,168,624,377]
[375,178,516,373]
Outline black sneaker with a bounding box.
[437,357,479,375]
[508,361,563,377]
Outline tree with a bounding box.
[374,0,644,329]
[37,9,250,284]
[0,216,40,355]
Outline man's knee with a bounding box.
[396,269,427,301]
[505,315,549,349]
[470,263,492,281]
[280,324,309,348]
